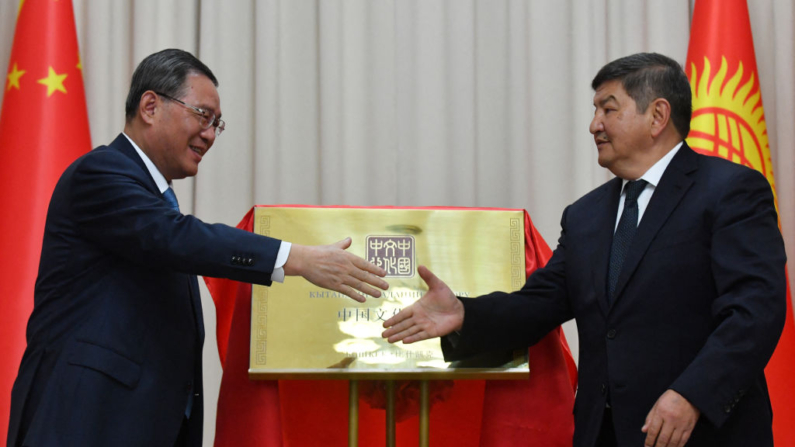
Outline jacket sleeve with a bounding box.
[443,207,574,361]
[669,167,787,427]
[67,148,281,286]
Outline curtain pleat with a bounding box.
[1,1,792,444]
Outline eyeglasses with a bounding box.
[155,91,226,136]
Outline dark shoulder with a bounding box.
[569,177,619,210]
[56,140,151,194]
[75,143,133,168]
[692,151,771,190]
[552,177,620,228]
[67,142,143,177]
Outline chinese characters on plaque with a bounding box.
[250,207,529,379]
[366,236,414,278]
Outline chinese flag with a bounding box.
[686,1,795,445]
[0,0,91,441]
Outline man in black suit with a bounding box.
[382,53,787,447]
[8,49,388,447]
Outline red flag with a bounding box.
[686,1,795,444]
[205,206,575,446]
[0,0,91,441]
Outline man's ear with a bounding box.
[139,91,159,125]
[649,98,671,138]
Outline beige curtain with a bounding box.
[2,1,793,445]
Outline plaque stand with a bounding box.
[349,380,358,447]
[419,380,429,447]
[348,380,431,447]
[247,207,531,445]
[386,380,395,446]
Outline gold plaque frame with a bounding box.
[249,207,529,380]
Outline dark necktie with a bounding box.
[163,186,193,417]
[163,187,180,212]
[607,180,647,303]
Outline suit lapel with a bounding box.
[110,133,162,196]
[611,145,698,304]
[591,178,623,316]
[113,134,206,341]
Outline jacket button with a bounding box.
[246,258,254,266]
[724,404,732,414]
[601,384,606,395]
[606,329,617,339]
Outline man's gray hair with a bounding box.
[124,49,218,122]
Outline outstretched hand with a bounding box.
[285,237,389,303]
[381,265,464,344]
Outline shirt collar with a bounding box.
[122,132,170,194]
[621,141,683,189]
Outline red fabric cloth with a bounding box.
[358,380,454,423]
[478,211,577,446]
[206,206,576,446]
[686,2,795,445]
[0,1,91,442]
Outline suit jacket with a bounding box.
[443,144,787,447]
[8,134,282,447]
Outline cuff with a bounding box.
[270,241,292,283]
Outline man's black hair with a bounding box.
[592,52,692,138]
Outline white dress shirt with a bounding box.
[614,141,683,231]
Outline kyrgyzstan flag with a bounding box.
[0,0,91,441]
[685,1,795,445]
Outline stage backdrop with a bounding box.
[1,1,793,445]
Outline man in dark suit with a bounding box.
[7,49,388,447]
[382,53,787,447]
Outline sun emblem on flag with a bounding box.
[686,56,778,205]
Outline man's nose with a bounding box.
[200,125,216,145]
[589,114,603,135]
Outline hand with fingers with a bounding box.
[381,265,465,344]
[641,389,700,447]
[284,237,389,302]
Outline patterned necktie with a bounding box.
[607,180,647,304]
[162,187,180,212]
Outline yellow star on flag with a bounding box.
[76,54,82,71]
[37,66,68,97]
[6,63,25,91]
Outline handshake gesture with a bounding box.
[288,237,464,343]
[282,237,464,342]
[284,237,391,302]
[381,265,464,343]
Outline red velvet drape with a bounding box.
[205,206,577,446]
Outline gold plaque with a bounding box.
[249,207,529,380]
